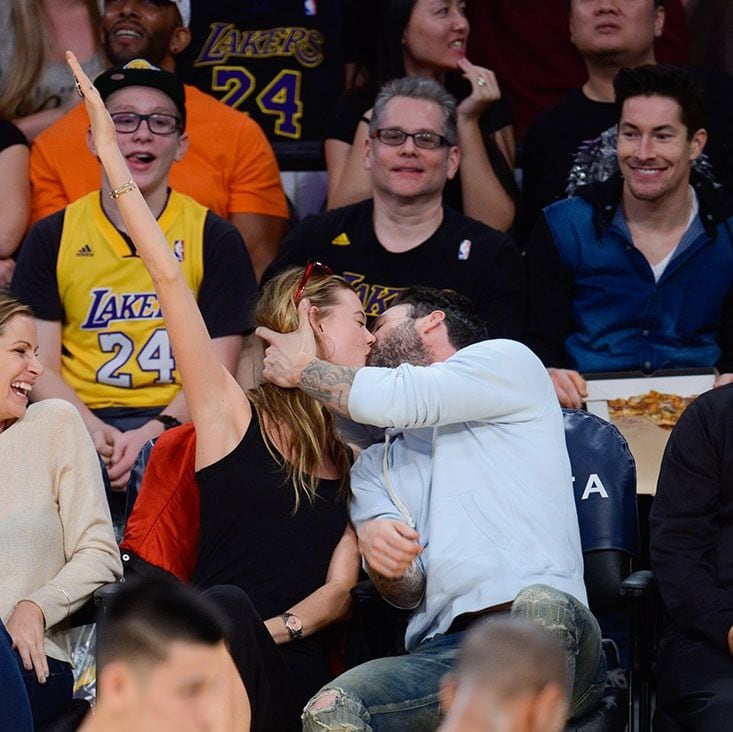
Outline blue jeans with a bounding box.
[0,623,33,732]
[301,584,607,731]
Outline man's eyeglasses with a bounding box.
[294,261,334,304]
[110,112,182,135]
[372,128,451,150]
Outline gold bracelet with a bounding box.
[109,180,137,199]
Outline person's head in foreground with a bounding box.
[369,286,487,368]
[90,577,231,732]
[252,265,374,503]
[438,619,571,732]
[366,76,460,202]
[614,64,706,206]
[0,290,42,433]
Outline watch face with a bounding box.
[285,614,303,633]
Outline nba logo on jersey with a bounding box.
[174,240,185,262]
[304,0,317,15]
[458,239,472,261]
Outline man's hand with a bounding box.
[548,367,588,409]
[714,372,733,388]
[107,421,162,490]
[6,600,48,683]
[85,417,121,468]
[358,519,423,579]
[256,298,318,388]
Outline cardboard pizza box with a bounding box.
[584,369,716,495]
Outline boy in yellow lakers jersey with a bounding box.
[13,60,256,491]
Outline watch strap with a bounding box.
[153,414,182,431]
[280,611,303,640]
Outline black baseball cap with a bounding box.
[94,59,186,130]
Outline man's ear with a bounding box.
[418,309,446,336]
[689,128,707,162]
[654,6,665,39]
[98,662,139,712]
[169,26,192,56]
[440,674,458,714]
[528,683,569,732]
[445,146,460,181]
[364,136,374,171]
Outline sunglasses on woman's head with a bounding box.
[294,261,334,304]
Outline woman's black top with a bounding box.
[192,407,348,621]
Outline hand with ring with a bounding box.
[456,57,501,120]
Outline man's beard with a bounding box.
[368,320,432,368]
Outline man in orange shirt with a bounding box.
[30,0,288,279]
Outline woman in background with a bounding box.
[325,0,517,231]
[0,0,104,140]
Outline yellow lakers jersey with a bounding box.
[57,191,206,409]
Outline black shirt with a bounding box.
[266,199,526,338]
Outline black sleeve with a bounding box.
[650,396,733,650]
[520,116,565,236]
[0,120,28,151]
[324,87,374,144]
[11,212,65,321]
[522,214,575,367]
[199,213,258,336]
[474,233,525,340]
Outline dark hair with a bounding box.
[370,76,458,146]
[398,286,487,350]
[97,578,229,671]
[614,64,704,139]
[372,0,417,84]
[455,618,570,700]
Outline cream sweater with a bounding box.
[0,399,122,662]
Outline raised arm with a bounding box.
[66,52,250,468]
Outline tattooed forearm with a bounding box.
[366,560,426,610]
[300,360,358,416]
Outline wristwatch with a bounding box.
[153,414,182,431]
[280,612,303,640]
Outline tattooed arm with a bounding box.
[299,361,357,416]
[358,518,426,610]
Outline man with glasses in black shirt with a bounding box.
[266,75,524,337]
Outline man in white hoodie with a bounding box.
[257,286,605,731]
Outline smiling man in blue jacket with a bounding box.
[524,64,733,410]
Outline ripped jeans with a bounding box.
[301,584,606,731]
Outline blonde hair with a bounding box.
[0,0,102,119]
[0,290,33,335]
[248,268,355,508]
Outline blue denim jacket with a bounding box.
[531,174,733,374]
